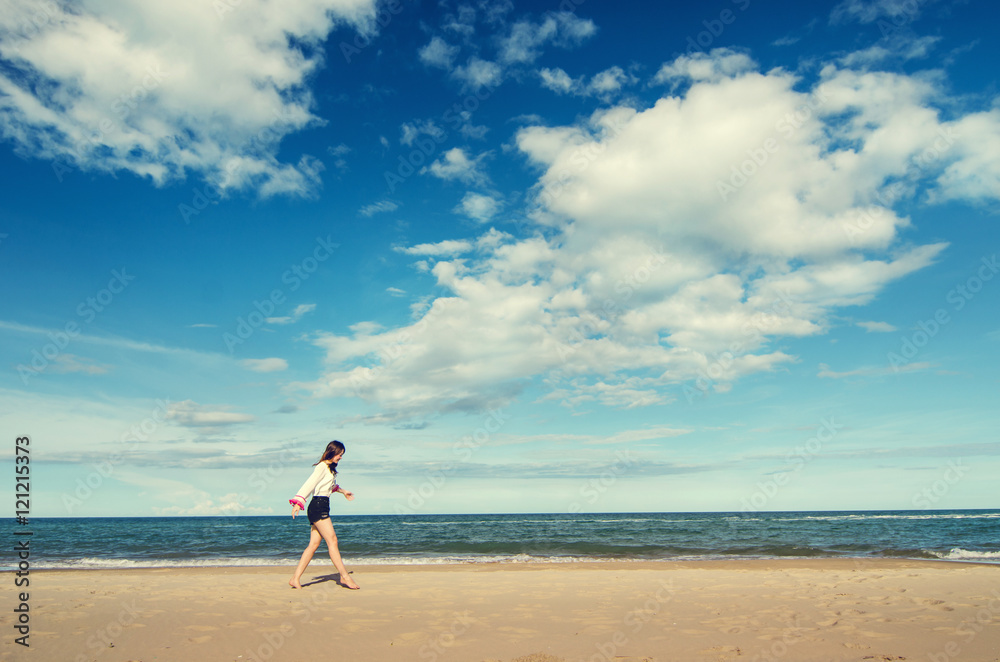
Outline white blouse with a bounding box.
[289,462,339,509]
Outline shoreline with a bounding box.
[16,555,1000,573]
[12,555,1000,575]
[7,558,1000,661]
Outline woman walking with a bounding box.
[288,440,360,590]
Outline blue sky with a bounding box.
[1,0,998,517]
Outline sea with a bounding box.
[14,509,1000,570]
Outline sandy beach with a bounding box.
[5,559,999,662]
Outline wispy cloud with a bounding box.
[856,321,897,332]
[0,320,223,361]
[47,353,113,375]
[266,303,316,325]
[830,0,944,25]
[393,239,473,257]
[419,35,460,69]
[499,11,597,64]
[239,358,289,373]
[359,200,399,217]
[166,400,255,428]
[539,66,635,99]
[817,362,932,379]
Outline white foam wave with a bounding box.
[23,554,638,570]
[932,548,1000,562]
[787,513,1000,522]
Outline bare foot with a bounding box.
[341,576,360,590]
[289,579,302,589]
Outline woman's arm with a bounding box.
[289,464,327,510]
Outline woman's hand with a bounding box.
[291,504,301,519]
[342,490,354,501]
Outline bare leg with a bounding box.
[313,517,360,589]
[289,525,322,588]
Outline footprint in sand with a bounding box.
[699,645,742,657]
[184,625,218,632]
[389,631,428,644]
[508,654,569,662]
[912,598,954,611]
[250,610,286,618]
[496,626,539,636]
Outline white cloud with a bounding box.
[539,67,577,94]
[0,320,224,362]
[400,120,446,146]
[424,8,594,96]
[153,492,272,516]
[857,321,897,332]
[589,426,692,445]
[292,48,998,423]
[452,56,503,90]
[830,0,942,24]
[419,36,460,69]
[817,362,931,378]
[394,240,473,257]
[47,353,113,375]
[540,66,634,99]
[359,200,399,216]
[934,109,1000,203]
[773,35,801,47]
[653,48,756,86]
[589,66,632,95]
[455,192,501,223]
[442,4,477,38]
[0,0,378,197]
[327,143,350,172]
[500,11,596,64]
[267,303,316,325]
[839,35,940,67]
[167,400,255,427]
[350,321,383,335]
[240,358,289,372]
[422,147,490,185]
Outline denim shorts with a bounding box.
[307,496,330,525]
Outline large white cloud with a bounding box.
[0,0,377,196]
[293,48,999,423]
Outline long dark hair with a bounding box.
[313,440,345,474]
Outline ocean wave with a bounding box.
[932,548,1000,562]
[783,513,1000,522]
[31,557,295,569]
[21,554,643,570]
[13,548,1000,571]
